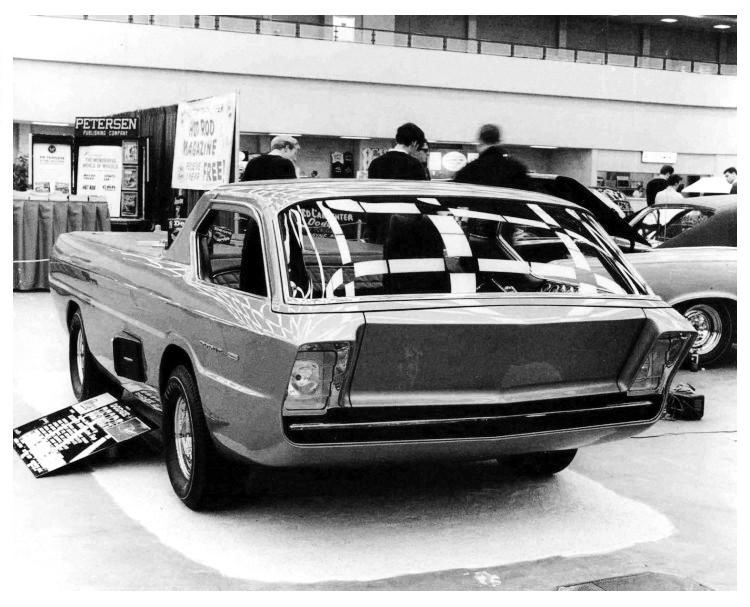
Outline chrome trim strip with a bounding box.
[287,400,655,431]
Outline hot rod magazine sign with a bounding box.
[171,92,237,190]
[13,393,156,478]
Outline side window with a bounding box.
[635,209,659,243]
[664,209,712,239]
[196,209,267,296]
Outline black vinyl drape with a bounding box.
[109,105,178,229]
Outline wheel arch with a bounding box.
[65,300,81,327]
[668,291,736,309]
[159,345,196,398]
[674,296,737,341]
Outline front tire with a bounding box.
[163,365,219,510]
[678,301,734,366]
[498,449,577,476]
[68,310,105,401]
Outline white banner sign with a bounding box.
[171,92,237,190]
[32,142,71,195]
[77,145,123,217]
[642,151,677,164]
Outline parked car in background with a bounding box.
[625,196,737,365]
[589,186,634,218]
[50,179,695,509]
[525,173,647,246]
[627,195,736,249]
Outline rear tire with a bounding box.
[677,301,734,366]
[68,310,105,401]
[162,365,220,510]
[498,449,577,476]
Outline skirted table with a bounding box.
[13,193,111,290]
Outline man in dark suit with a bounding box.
[368,123,428,180]
[723,166,737,194]
[453,123,529,189]
[645,165,674,206]
[241,135,299,181]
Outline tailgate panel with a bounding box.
[349,305,645,407]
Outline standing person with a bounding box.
[240,135,299,181]
[368,123,428,180]
[654,174,684,204]
[453,123,529,189]
[238,151,250,179]
[723,166,737,194]
[414,140,431,180]
[646,165,674,206]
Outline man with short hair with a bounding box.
[414,140,431,180]
[723,166,737,194]
[453,123,529,189]
[368,122,428,180]
[654,174,683,204]
[646,165,674,206]
[240,135,299,181]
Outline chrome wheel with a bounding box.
[684,304,723,356]
[174,395,194,479]
[75,329,85,385]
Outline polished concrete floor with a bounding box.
[12,292,736,590]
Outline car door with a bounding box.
[186,202,292,435]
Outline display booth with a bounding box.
[73,117,148,229]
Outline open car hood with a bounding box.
[527,175,649,246]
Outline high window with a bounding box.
[196,208,267,296]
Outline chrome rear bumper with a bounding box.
[284,394,662,445]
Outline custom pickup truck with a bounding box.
[50,179,695,510]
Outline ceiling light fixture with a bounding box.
[530,145,558,149]
[340,136,371,139]
[32,121,72,127]
[660,18,678,23]
[713,24,731,29]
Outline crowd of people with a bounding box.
[644,164,737,206]
[239,123,737,197]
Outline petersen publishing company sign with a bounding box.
[75,117,139,138]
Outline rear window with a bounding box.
[278,196,649,301]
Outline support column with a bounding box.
[717,31,727,64]
[16,122,32,158]
[467,15,477,40]
[641,25,651,56]
[557,16,567,48]
[588,149,599,188]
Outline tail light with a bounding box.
[284,342,352,412]
[629,332,694,393]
